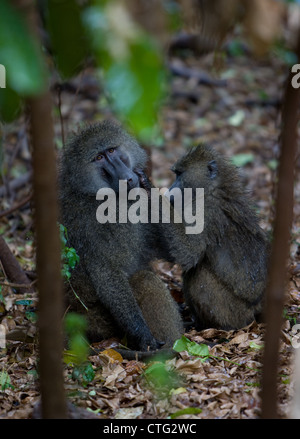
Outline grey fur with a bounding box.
[163,144,269,330]
[59,120,183,352]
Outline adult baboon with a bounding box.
[59,120,183,354]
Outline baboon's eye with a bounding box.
[107,148,115,154]
[96,154,103,161]
[207,160,218,179]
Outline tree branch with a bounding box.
[0,235,34,294]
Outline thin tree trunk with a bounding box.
[260,34,300,418]
[29,91,67,419]
[10,0,68,419]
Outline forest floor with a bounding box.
[0,36,300,419]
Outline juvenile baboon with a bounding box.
[161,144,269,330]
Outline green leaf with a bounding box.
[44,0,89,78]
[66,248,80,268]
[27,369,38,379]
[173,335,190,352]
[173,336,209,360]
[0,371,14,390]
[245,381,260,387]
[169,407,202,419]
[59,223,79,278]
[0,86,23,123]
[15,300,33,306]
[187,342,209,357]
[0,0,46,95]
[80,362,95,384]
[268,159,278,170]
[25,310,37,323]
[62,265,71,279]
[231,153,255,167]
[0,291,5,306]
[227,40,245,57]
[64,313,89,365]
[59,223,68,246]
[249,341,264,350]
[70,334,89,363]
[83,1,166,141]
[72,362,95,386]
[65,312,87,336]
[144,361,180,392]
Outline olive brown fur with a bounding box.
[163,144,269,330]
[59,120,183,355]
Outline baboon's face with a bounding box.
[169,148,219,193]
[91,145,139,193]
[63,121,148,195]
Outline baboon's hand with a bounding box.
[135,168,152,196]
[155,339,166,349]
[143,337,165,352]
[135,331,165,352]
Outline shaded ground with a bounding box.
[0,37,300,419]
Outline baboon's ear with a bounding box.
[208,160,218,179]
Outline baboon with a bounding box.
[59,120,183,354]
[161,144,269,330]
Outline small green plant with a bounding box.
[249,341,264,351]
[82,0,166,141]
[226,39,246,57]
[169,407,202,419]
[59,223,87,310]
[59,223,80,280]
[64,312,95,387]
[0,370,14,390]
[283,308,297,326]
[15,299,37,323]
[173,335,209,361]
[0,286,5,314]
[144,360,181,397]
[71,362,95,387]
[173,335,261,372]
[231,153,255,167]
